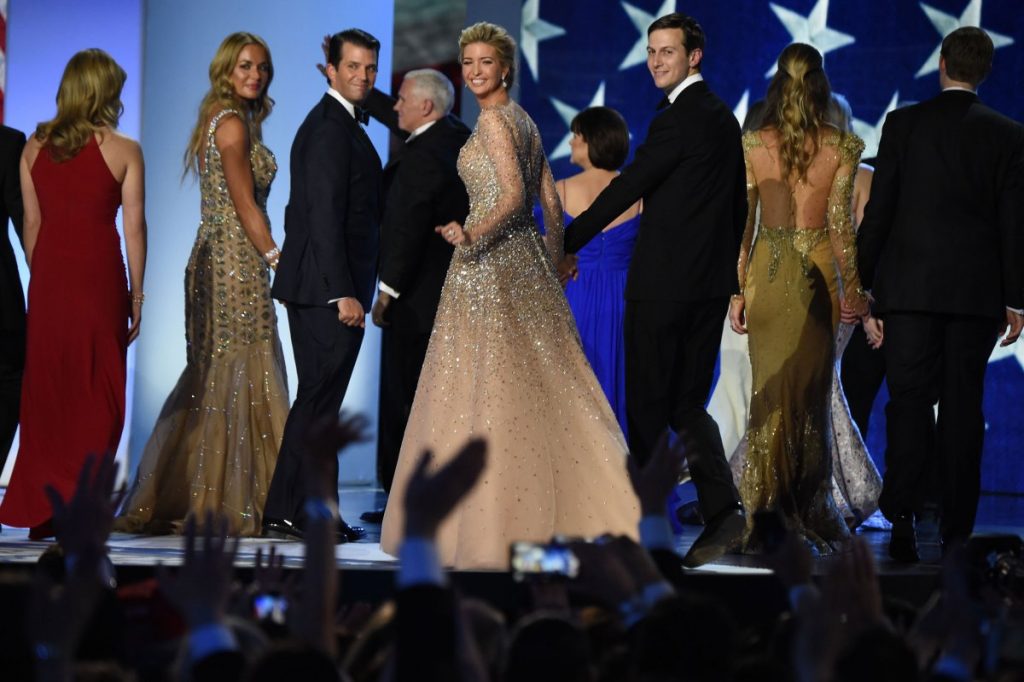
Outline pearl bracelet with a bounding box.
[130,291,145,304]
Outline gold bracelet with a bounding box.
[730,293,744,302]
[130,292,145,305]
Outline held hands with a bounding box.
[728,295,747,335]
[337,297,365,328]
[436,221,470,246]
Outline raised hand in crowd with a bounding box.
[627,428,691,516]
[403,438,487,540]
[30,453,120,682]
[293,413,370,655]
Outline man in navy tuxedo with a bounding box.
[263,29,384,542]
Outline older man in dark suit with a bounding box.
[358,71,470,523]
[0,125,26,476]
[263,29,384,542]
[858,27,1024,562]
[565,13,746,567]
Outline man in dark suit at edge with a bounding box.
[361,69,470,523]
[564,13,746,567]
[857,27,1024,562]
[263,29,384,542]
[0,125,26,494]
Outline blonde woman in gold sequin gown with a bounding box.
[727,44,875,552]
[380,23,639,569]
[116,34,288,536]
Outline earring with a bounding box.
[501,77,508,88]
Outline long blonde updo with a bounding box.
[35,49,127,162]
[183,32,275,177]
[762,43,831,181]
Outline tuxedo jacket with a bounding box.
[272,94,383,310]
[565,80,747,302]
[379,116,470,332]
[0,125,26,332]
[857,90,1024,318]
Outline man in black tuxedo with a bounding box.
[263,29,384,542]
[564,13,746,567]
[858,27,1024,562]
[0,125,26,476]
[361,70,470,522]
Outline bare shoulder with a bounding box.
[22,134,43,168]
[212,112,248,148]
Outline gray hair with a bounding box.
[404,68,455,116]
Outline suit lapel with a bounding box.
[325,94,383,170]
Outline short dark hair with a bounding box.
[940,27,993,86]
[570,106,630,170]
[328,28,380,68]
[648,12,705,58]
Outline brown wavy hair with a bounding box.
[184,32,274,177]
[761,43,831,181]
[458,22,517,88]
[35,49,126,162]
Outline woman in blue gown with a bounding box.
[536,106,640,437]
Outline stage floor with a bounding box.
[1,486,1021,577]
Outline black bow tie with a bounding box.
[354,107,369,125]
[656,96,671,111]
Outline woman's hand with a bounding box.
[128,297,143,345]
[436,221,469,246]
[729,294,747,335]
[863,315,884,349]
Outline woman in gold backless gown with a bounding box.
[115,33,289,536]
[380,23,639,569]
[727,44,876,552]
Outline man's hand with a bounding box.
[371,292,392,328]
[1000,308,1023,347]
[839,298,861,325]
[337,297,365,327]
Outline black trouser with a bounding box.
[879,311,1000,540]
[625,297,740,521]
[840,323,887,438]
[376,326,431,494]
[264,304,364,526]
[0,329,24,472]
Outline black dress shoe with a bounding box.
[262,518,304,541]
[682,507,745,568]
[888,512,919,563]
[335,520,366,544]
[360,508,385,524]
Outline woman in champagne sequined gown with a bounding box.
[116,34,288,536]
[380,23,639,569]
[727,44,874,551]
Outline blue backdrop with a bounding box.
[517,0,1024,493]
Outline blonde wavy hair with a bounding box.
[35,49,126,162]
[458,22,517,88]
[762,43,832,181]
[184,32,274,177]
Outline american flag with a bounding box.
[518,0,1024,494]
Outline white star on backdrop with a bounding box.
[765,0,856,77]
[521,0,567,83]
[733,90,751,127]
[618,0,676,71]
[852,91,900,158]
[548,82,606,160]
[988,341,1024,374]
[914,0,1014,78]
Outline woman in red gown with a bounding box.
[0,49,147,538]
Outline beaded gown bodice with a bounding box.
[380,100,639,569]
[188,108,279,365]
